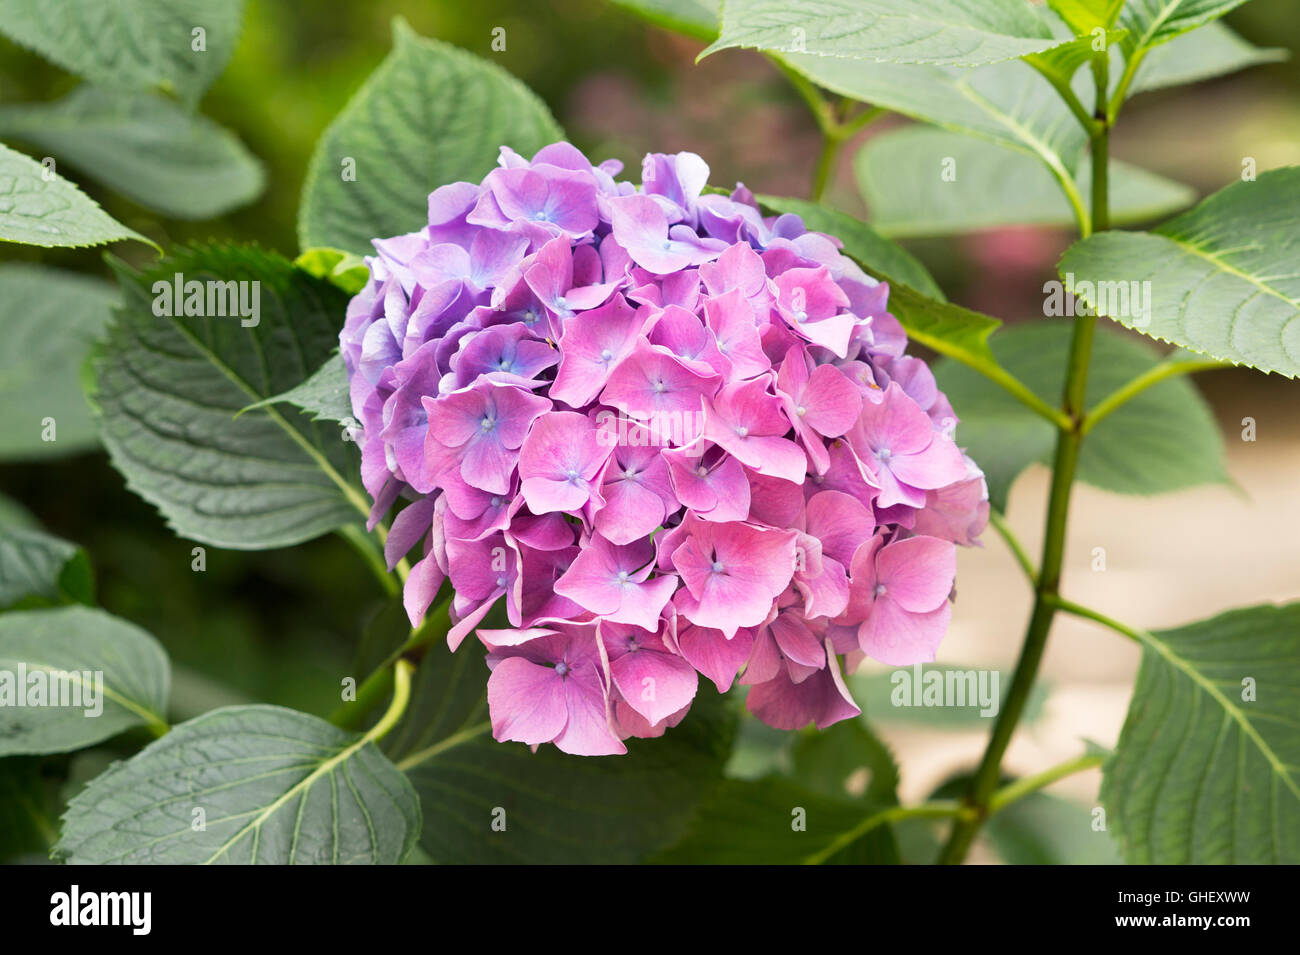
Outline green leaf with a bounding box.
[295,247,370,295]
[1047,0,1125,33]
[1102,603,1300,863]
[0,606,169,756]
[777,52,1092,197]
[701,0,1068,67]
[0,495,38,531]
[986,791,1122,864]
[652,776,896,863]
[1058,167,1300,378]
[856,126,1194,236]
[0,757,63,862]
[243,353,354,429]
[1125,21,1287,96]
[611,0,720,40]
[92,244,365,550]
[54,704,421,864]
[850,664,1049,729]
[299,18,564,257]
[753,194,944,299]
[0,528,94,610]
[0,0,245,107]
[0,264,118,459]
[790,719,900,805]
[0,143,148,248]
[385,638,735,864]
[0,87,264,220]
[934,324,1229,510]
[1118,0,1255,57]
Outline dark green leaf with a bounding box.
[93,244,365,550]
[299,18,563,256]
[0,606,169,756]
[0,264,117,459]
[386,638,736,864]
[1102,603,1300,863]
[0,0,245,106]
[54,704,421,864]
[0,87,264,220]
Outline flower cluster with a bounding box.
[341,142,988,755]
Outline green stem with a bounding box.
[361,659,414,744]
[987,753,1105,814]
[811,134,841,202]
[989,510,1037,587]
[329,593,450,730]
[1049,595,1141,643]
[396,719,493,772]
[803,801,972,866]
[1082,358,1231,435]
[936,53,1113,865]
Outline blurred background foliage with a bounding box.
[0,0,1296,861]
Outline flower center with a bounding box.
[874,583,887,598]
[554,661,570,677]
[711,560,725,574]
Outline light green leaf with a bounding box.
[1119,0,1255,57]
[0,495,38,531]
[385,639,735,864]
[243,353,353,428]
[934,324,1229,510]
[1047,0,1125,33]
[986,791,1122,864]
[701,0,1068,67]
[92,244,365,550]
[753,194,944,299]
[857,126,1194,236]
[54,704,421,864]
[295,247,370,295]
[1126,21,1287,96]
[0,87,264,220]
[299,18,564,257]
[1102,603,1300,863]
[0,0,245,106]
[0,606,169,756]
[611,0,719,40]
[778,53,1091,187]
[0,528,94,610]
[0,143,148,248]
[1058,167,1300,378]
[0,264,118,459]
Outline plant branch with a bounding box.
[804,801,973,865]
[1082,357,1232,435]
[361,659,414,744]
[936,52,1114,864]
[329,593,450,730]
[1048,594,1141,644]
[989,510,1037,587]
[987,753,1105,815]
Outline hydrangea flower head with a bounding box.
[341,143,988,755]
